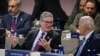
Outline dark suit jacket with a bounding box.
[96,0,100,13]
[31,0,69,30]
[74,32,100,56]
[1,11,31,37]
[31,0,68,21]
[13,29,61,52]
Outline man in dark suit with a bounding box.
[73,16,100,56]
[31,0,69,30]
[11,11,61,52]
[0,0,31,37]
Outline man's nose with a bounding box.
[88,8,92,12]
[8,7,11,10]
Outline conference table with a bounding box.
[4,29,81,55]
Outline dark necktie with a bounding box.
[76,37,86,56]
[11,17,16,30]
[34,33,44,51]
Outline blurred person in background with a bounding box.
[64,0,87,30]
[69,0,100,34]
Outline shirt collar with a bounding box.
[12,11,20,19]
[39,28,47,37]
[85,30,94,40]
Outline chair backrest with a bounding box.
[0,28,5,49]
[61,30,79,54]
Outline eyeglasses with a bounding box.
[42,20,53,24]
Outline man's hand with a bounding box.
[68,54,74,56]
[10,34,18,47]
[38,38,52,51]
[76,29,80,33]
[5,29,11,37]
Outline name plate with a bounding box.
[30,52,64,56]
[5,49,30,56]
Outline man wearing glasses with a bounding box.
[12,11,61,53]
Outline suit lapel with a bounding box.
[16,12,24,28]
[30,30,39,49]
[9,15,13,29]
[80,32,95,56]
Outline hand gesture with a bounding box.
[38,38,52,51]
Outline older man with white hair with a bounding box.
[68,16,100,56]
[74,16,100,56]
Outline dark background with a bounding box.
[0,0,77,16]
[0,0,8,16]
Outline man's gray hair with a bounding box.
[80,16,95,30]
[40,11,53,20]
[8,0,21,6]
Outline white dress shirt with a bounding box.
[31,28,47,51]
